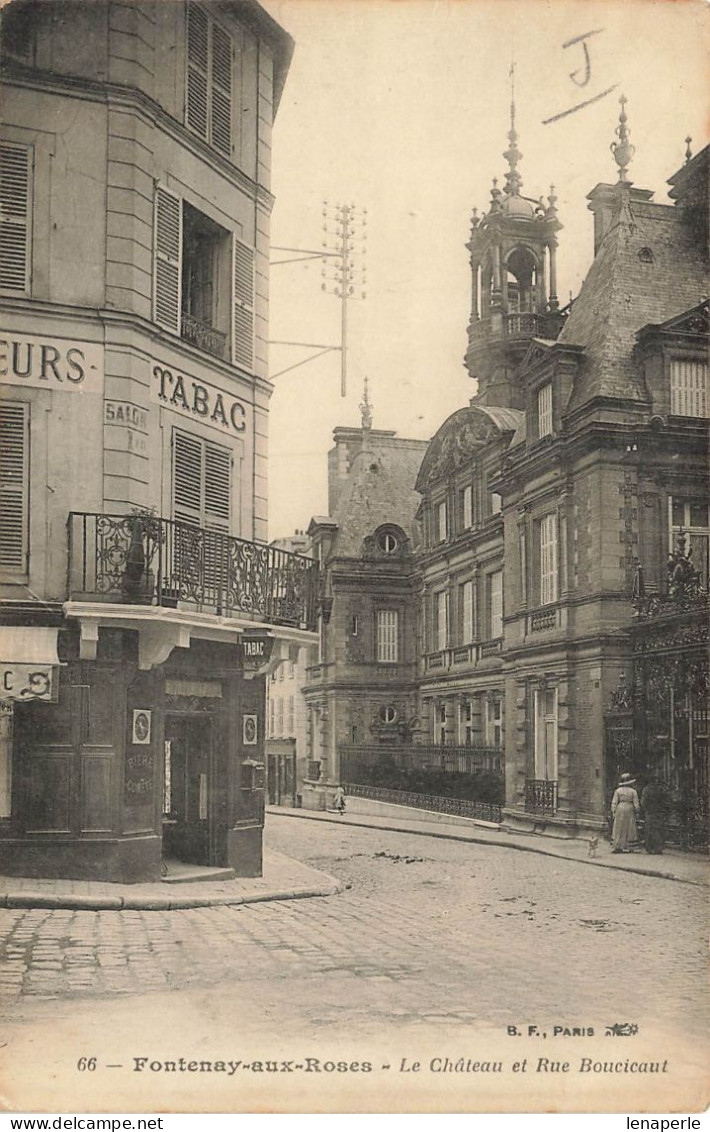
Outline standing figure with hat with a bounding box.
[610,772,641,853]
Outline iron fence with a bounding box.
[344,782,502,824]
[340,743,503,776]
[67,511,319,630]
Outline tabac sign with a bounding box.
[152,362,248,437]
[239,632,274,676]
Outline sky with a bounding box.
[263,0,709,537]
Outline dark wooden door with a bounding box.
[164,715,212,865]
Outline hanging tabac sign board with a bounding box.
[239,632,274,678]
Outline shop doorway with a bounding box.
[163,714,213,865]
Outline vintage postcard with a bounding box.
[0,0,708,1118]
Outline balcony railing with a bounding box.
[67,512,319,631]
[344,782,502,825]
[505,311,540,338]
[181,312,228,360]
[525,778,558,816]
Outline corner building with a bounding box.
[0,0,318,881]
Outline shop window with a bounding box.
[376,609,398,663]
[0,401,29,581]
[0,142,32,295]
[153,187,253,368]
[670,498,709,589]
[186,3,233,157]
[538,382,553,438]
[485,570,503,639]
[534,687,558,781]
[670,360,708,418]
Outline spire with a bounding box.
[610,94,634,182]
[359,377,373,432]
[503,60,523,196]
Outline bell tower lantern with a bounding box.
[465,81,564,407]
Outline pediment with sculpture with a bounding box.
[415,407,499,490]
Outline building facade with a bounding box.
[302,102,708,841]
[0,0,318,882]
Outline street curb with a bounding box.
[268,809,708,887]
[0,877,346,912]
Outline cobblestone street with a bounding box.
[0,818,706,1039]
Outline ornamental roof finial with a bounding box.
[503,59,523,196]
[610,94,634,182]
[685,135,693,164]
[360,376,373,431]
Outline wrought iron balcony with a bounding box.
[181,312,227,360]
[67,512,319,631]
[525,778,558,816]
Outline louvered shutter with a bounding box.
[204,442,231,529]
[173,430,203,525]
[671,360,708,418]
[0,143,30,293]
[232,238,254,370]
[0,403,29,577]
[210,23,233,156]
[186,2,209,140]
[154,187,182,334]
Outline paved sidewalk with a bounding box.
[0,848,345,911]
[268,804,709,887]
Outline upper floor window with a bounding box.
[173,428,232,533]
[538,383,553,438]
[435,590,448,651]
[0,401,29,581]
[0,142,32,295]
[671,498,709,589]
[436,500,447,543]
[670,360,708,418]
[460,580,474,643]
[154,186,254,368]
[376,609,398,663]
[461,485,473,530]
[490,491,502,516]
[486,570,503,639]
[539,512,559,606]
[186,4,233,158]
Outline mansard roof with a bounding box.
[415,403,524,492]
[559,184,708,412]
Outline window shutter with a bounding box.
[173,430,203,525]
[0,142,30,293]
[204,442,231,530]
[186,2,209,140]
[232,237,254,370]
[154,187,182,334]
[0,402,29,576]
[671,360,708,418]
[210,22,233,156]
[539,513,558,605]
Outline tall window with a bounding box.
[0,402,29,581]
[538,383,553,438]
[461,485,473,530]
[154,187,254,368]
[670,498,710,589]
[458,699,473,746]
[186,3,233,157]
[486,570,503,639]
[460,580,474,643]
[286,696,295,736]
[670,360,708,418]
[436,703,447,745]
[0,142,32,294]
[435,590,448,651]
[268,695,275,738]
[276,696,284,737]
[173,429,232,531]
[436,500,447,543]
[539,513,558,606]
[534,687,558,781]
[376,610,398,663]
[485,697,503,748]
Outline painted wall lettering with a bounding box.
[151,363,248,437]
[0,333,103,392]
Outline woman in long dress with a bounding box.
[611,773,640,852]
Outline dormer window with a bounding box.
[378,530,398,554]
[538,382,553,438]
[670,359,708,418]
